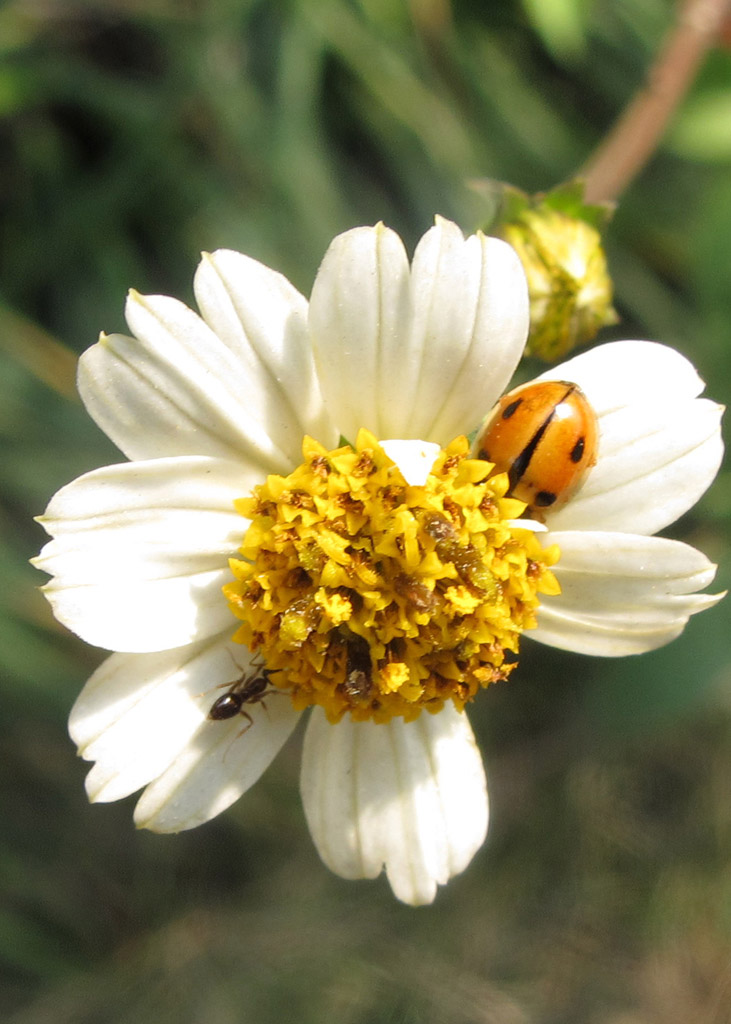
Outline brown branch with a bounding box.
[582,0,731,204]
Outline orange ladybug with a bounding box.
[476,380,598,516]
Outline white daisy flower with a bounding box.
[33,217,724,906]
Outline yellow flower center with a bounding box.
[223,430,560,724]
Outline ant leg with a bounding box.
[234,709,255,740]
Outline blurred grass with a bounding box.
[1,0,730,1021]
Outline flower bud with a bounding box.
[500,207,617,361]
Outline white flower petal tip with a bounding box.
[78,274,325,471]
[33,458,251,652]
[541,341,725,535]
[534,532,725,656]
[69,640,301,816]
[193,247,335,454]
[379,439,441,486]
[539,339,708,401]
[133,691,300,834]
[308,217,528,444]
[301,705,488,906]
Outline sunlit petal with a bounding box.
[301,704,488,905]
[532,531,723,655]
[34,457,250,651]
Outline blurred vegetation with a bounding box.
[1,0,730,1021]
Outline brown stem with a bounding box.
[582,0,731,204]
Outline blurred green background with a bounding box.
[2,1,730,1021]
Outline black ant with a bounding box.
[208,662,282,733]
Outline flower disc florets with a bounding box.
[224,430,560,724]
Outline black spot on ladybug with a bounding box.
[534,491,557,508]
[502,398,523,420]
[570,437,585,463]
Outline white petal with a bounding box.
[531,531,724,656]
[308,223,413,441]
[194,249,336,455]
[407,218,529,443]
[301,704,488,905]
[34,457,251,652]
[78,289,297,471]
[308,219,528,446]
[538,340,708,403]
[547,396,723,535]
[133,686,300,833]
[379,439,441,486]
[71,635,243,802]
[539,341,724,534]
